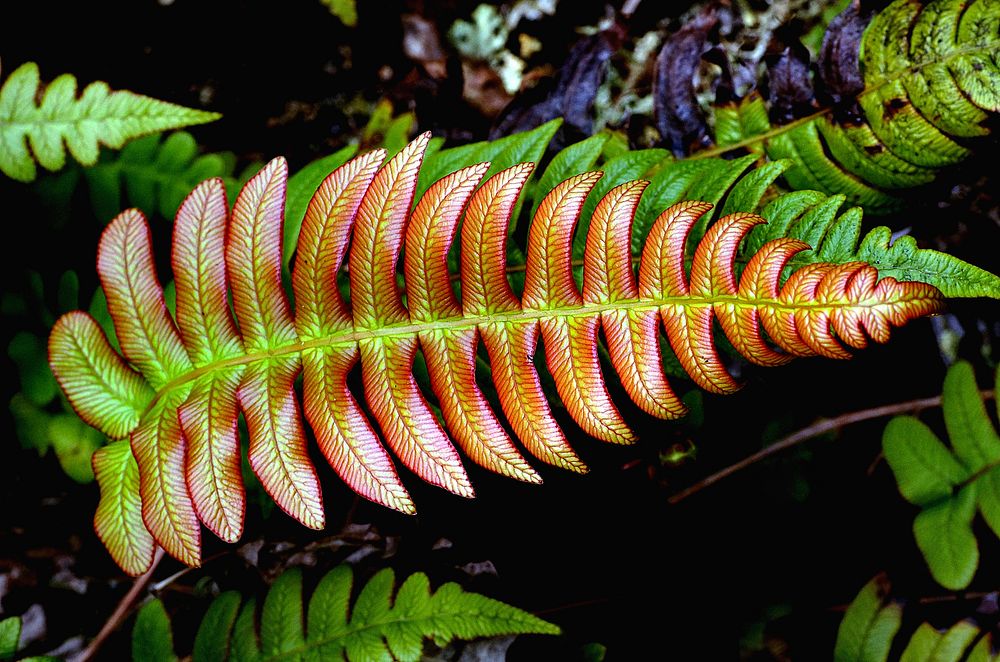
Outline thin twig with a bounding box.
[70,547,165,662]
[829,589,997,613]
[667,389,995,504]
[147,549,232,595]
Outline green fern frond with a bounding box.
[711,0,999,213]
[133,565,558,662]
[882,360,1000,589]
[0,62,220,183]
[835,575,997,662]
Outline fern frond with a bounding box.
[51,135,950,573]
[835,575,998,662]
[133,564,558,662]
[0,62,220,182]
[712,0,999,212]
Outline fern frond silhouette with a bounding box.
[0,62,220,182]
[50,135,945,573]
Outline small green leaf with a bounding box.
[834,575,902,662]
[899,623,942,662]
[914,484,979,590]
[900,621,980,662]
[719,159,790,216]
[530,132,610,219]
[260,569,305,657]
[975,465,1000,540]
[581,642,608,662]
[8,332,59,407]
[0,616,21,661]
[193,591,241,662]
[47,414,102,483]
[383,114,416,157]
[943,361,1000,469]
[883,416,969,506]
[84,132,240,222]
[230,598,262,662]
[577,147,669,258]
[487,119,564,182]
[132,600,178,662]
[322,0,358,26]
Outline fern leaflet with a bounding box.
[0,62,220,182]
[51,135,952,573]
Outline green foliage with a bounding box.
[0,617,20,661]
[133,600,178,662]
[834,576,902,662]
[418,118,1000,299]
[45,121,1000,573]
[835,575,999,662]
[361,99,415,157]
[0,615,58,662]
[740,187,1000,299]
[7,273,112,483]
[712,0,999,213]
[883,361,1000,589]
[416,117,562,203]
[84,131,253,222]
[321,0,357,27]
[0,62,220,182]
[133,565,559,661]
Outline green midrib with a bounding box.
[1,112,219,131]
[687,40,1000,161]
[136,291,940,422]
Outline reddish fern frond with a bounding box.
[49,135,944,573]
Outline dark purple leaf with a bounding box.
[703,47,741,106]
[653,9,718,155]
[818,1,870,103]
[765,31,816,124]
[491,27,620,140]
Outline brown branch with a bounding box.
[70,547,165,662]
[667,389,996,505]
